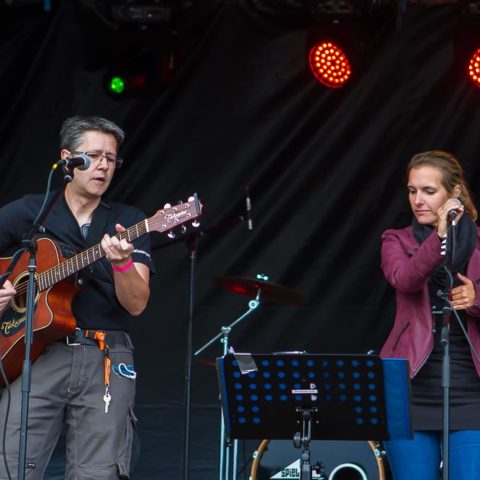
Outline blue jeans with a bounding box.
[385,430,480,480]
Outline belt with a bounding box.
[63,328,131,413]
[64,328,130,348]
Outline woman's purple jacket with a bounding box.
[379,225,480,378]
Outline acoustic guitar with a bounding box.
[0,195,202,387]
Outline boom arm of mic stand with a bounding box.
[194,296,261,357]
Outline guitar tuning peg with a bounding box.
[188,196,194,202]
[181,225,187,234]
[192,220,200,228]
[164,203,172,209]
[167,231,176,239]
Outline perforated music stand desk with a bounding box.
[217,353,411,441]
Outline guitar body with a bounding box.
[0,195,203,387]
[0,238,78,387]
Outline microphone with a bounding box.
[57,153,91,171]
[448,198,462,225]
[245,187,253,231]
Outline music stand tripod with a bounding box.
[217,353,412,480]
[194,290,261,480]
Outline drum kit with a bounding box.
[250,439,387,480]
[198,274,390,480]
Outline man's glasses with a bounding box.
[71,150,123,168]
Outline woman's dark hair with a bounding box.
[407,150,477,221]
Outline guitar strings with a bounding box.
[10,212,192,299]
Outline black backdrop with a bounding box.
[1,1,480,478]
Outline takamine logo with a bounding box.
[0,317,25,337]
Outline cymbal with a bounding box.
[212,275,306,305]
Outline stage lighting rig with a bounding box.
[2,0,53,12]
[306,0,368,89]
[110,1,172,25]
[456,1,480,88]
[308,40,352,87]
[105,42,173,98]
[307,0,364,19]
[468,48,480,86]
[104,0,194,27]
[461,0,480,14]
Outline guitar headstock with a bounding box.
[148,194,203,236]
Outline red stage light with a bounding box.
[468,48,480,88]
[308,42,352,88]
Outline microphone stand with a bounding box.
[182,232,198,480]
[151,195,251,480]
[14,166,70,480]
[438,291,451,480]
[436,219,457,480]
[173,214,245,480]
[436,214,480,480]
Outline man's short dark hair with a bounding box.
[60,116,125,152]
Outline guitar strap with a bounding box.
[86,201,111,248]
[77,201,114,286]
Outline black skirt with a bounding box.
[411,311,480,431]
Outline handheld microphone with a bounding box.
[57,153,91,171]
[448,198,462,225]
[245,187,253,231]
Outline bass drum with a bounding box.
[251,439,388,480]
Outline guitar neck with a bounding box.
[37,219,149,291]
[36,194,202,292]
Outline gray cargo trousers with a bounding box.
[0,333,137,480]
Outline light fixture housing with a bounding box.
[308,41,352,88]
[468,47,480,87]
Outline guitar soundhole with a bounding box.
[11,272,39,314]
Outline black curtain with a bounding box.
[1,1,480,478]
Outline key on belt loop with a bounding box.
[85,330,112,412]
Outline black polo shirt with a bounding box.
[0,192,155,332]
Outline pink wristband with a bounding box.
[112,258,134,272]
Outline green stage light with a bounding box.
[109,76,126,94]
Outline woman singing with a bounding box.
[380,150,480,479]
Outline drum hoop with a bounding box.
[367,440,386,480]
[250,439,269,479]
[250,439,385,480]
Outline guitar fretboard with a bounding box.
[33,196,200,292]
[37,219,149,291]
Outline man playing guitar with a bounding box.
[0,115,154,479]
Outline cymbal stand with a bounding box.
[194,289,261,480]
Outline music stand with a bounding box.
[217,353,411,479]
